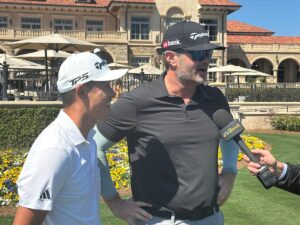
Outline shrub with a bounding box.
[271,115,300,131]
[0,107,60,149]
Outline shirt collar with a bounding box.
[153,71,213,102]
[153,71,169,98]
[56,109,88,146]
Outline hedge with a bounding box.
[0,107,60,149]
[271,115,300,131]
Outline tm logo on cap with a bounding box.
[190,32,209,40]
[95,61,107,70]
[162,39,181,49]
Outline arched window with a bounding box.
[94,51,113,64]
[166,7,184,29]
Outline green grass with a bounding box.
[100,202,127,225]
[1,133,299,225]
[222,133,300,225]
[0,217,13,225]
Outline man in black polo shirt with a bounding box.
[95,21,239,225]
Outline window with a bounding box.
[21,17,41,29]
[166,18,183,29]
[131,57,150,67]
[166,7,184,30]
[53,19,73,31]
[131,17,150,40]
[86,20,103,31]
[208,58,217,82]
[200,19,217,41]
[0,17,8,28]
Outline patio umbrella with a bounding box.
[108,62,132,70]
[0,54,45,70]
[228,71,271,77]
[226,71,271,84]
[6,33,100,91]
[15,50,71,60]
[208,64,254,73]
[0,54,45,100]
[16,50,71,92]
[128,64,162,75]
[208,64,269,85]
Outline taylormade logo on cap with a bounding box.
[157,21,225,54]
[57,52,128,93]
[190,32,209,40]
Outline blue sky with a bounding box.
[228,0,300,36]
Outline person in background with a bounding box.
[95,21,239,225]
[243,149,300,195]
[13,52,129,225]
[114,80,123,99]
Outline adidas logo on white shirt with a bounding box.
[39,189,51,200]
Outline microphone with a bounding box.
[212,109,278,189]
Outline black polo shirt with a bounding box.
[98,73,230,214]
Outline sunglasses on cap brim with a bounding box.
[173,49,213,61]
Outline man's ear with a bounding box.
[165,51,177,68]
[75,85,86,97]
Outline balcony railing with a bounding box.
[0,28,128,42]
[235,43,300,52]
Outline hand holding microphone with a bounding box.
[212,109,278,189]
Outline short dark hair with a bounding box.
[60,89,76,107]
[60,81,100,106]
[162,52,170,70]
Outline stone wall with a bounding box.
[1,101,299,131]
[238,112,300,130]
[104,44,128,63]
[230,102,300,130]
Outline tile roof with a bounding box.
[228,35,300,44]
[110,0,155,3]
[228,21,273,34]
[199,0,240,6]
[0,0,155,7]
[0,0,109,7]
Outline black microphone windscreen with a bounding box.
[212,109,233,129]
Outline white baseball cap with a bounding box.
[57,52,128,93]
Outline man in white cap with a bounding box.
[13,52,130,225]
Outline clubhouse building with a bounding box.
[0,0,299,83]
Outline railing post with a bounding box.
[225,82,229,100]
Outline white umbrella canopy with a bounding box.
[0,54,45,70]
[15,50,71,60]
[108,62,132,70]
[6,33,100,52]
[128,64,162,75]
[228,71,271,77]
[208,64,271,84]
[208,64,254,73]
[6,33,100,91]
[0,54,46,100]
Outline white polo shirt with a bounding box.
[17,110,101,225]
